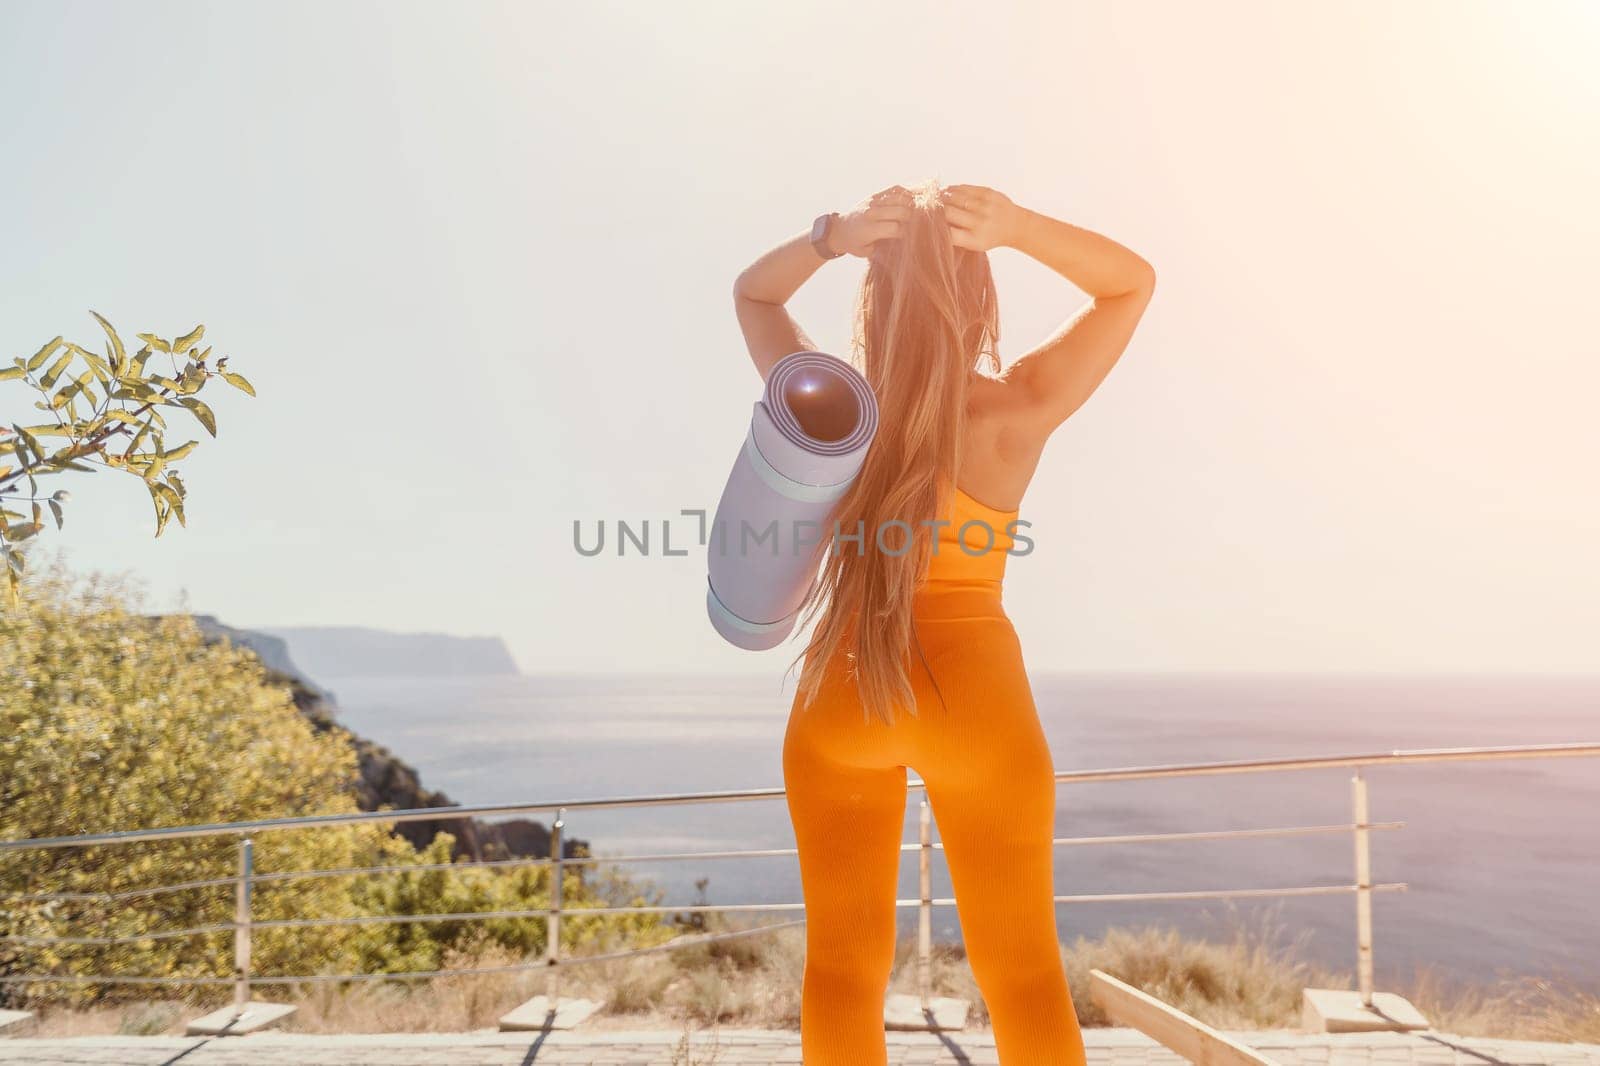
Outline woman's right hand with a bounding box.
[939,184,1027,251]
[829,185,914,258]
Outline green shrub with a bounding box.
[0,561,668,1004]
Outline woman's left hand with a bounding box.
[830,185,915,258]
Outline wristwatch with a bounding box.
[810,212,843,260]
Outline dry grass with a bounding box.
[289,941,538,1033]
[7,999,189,1038]
[1407,966,1600,1042]
[667,1018,726,1065]
[1062,906,1344,1028]
[13,912,1600,1043]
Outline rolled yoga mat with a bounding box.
[707,350,879,650]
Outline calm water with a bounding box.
[320,672,1600,984]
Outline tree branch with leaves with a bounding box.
[0,312,254,602]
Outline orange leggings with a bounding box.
[782,587,1086,1064]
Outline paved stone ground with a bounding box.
[1,1028,1598,1066]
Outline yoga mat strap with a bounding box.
[705,579,800,652]
[742,416,855,504]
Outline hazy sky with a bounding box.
[2,0,1596,675]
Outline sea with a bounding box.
[318,671,1599,986]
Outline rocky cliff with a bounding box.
[258,626,521,680]
[191,618,576,861]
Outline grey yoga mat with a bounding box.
[706,350,879,650]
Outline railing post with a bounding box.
[545,809,564,1002]
[917,796,932,1006]
[233,837,253,1011]
[1351,769,1375,1006]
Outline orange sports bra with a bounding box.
[924,484,1020,588]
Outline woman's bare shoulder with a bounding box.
[961,373,1047,505]
[969,373,1047,449]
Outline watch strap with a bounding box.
[811,212,843,260]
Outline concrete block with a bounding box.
[498,995,601,1031]
[185,1001,297,1036]
[884,993,970,1031]
[1301,988,1429,1032]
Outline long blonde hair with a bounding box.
[792,181,1001,726]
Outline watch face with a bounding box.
[811,214,830,245]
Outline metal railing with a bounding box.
[2,741,1595,1015]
